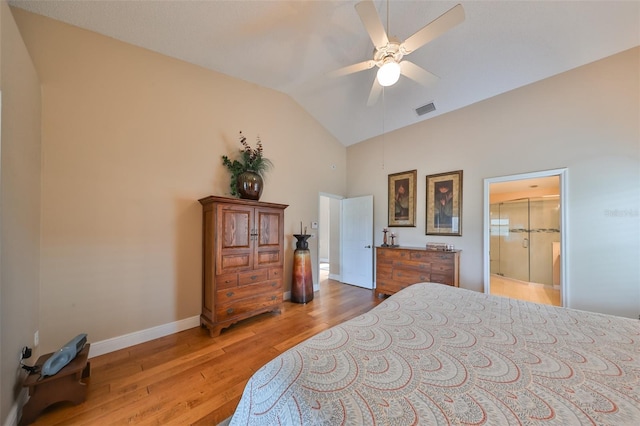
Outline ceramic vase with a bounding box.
[236,170,263,200]
[291,234,313,303]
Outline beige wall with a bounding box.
[1,1,41,422]
[11,8,347,355]
[347,47,639,318]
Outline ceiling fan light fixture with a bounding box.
[377,59,401,86]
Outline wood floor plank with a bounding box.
[26,278,380,425]
[111,347,227,392]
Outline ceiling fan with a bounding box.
[331,0,465,106]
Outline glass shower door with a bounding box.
[491,197,560,285]
[498,199,530,282]
[529,197,560,285]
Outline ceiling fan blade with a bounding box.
[355,0,389,49]
[400,61,439,87]
[327,60,377,78]
[402,4,465,54]
[367,78,382,106]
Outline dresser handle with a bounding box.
[226,291,234,297]
[271,295,277,300]
[251,275,258,280]
[224,280,232,284]
[226,308,234,314]
[271,282,277,287]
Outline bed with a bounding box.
[230,283,640,425]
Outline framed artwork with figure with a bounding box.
[388,170,417,227]
[426,170,463,236]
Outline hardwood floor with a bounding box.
[27,278,381,425]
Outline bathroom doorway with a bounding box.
[484,169,567,307]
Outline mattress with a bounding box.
[230,283,640,425]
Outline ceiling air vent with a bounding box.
[416,102,436,116]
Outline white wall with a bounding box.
[347,47,639,318]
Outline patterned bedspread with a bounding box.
[230,283,640,425]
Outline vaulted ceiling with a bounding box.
[9,0,640,146]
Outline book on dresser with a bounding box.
[199,196,288,337]
[375,246,460,297]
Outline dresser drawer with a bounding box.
[431,261,454,273]
[269,268,282,280]
[431,252,456,261]
[393,259,430,272]
[377,248,411,260]
[393,269,430,284]
[238,269,269,286]
[217,280,281,303]
[430,273,454,286]
[216,273,238,289]
[216,293,281,321]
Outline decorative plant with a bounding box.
[222,131,273,197]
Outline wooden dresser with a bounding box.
[199,196,288,336]
[375,246,460,297]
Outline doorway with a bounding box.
[484,169,567,307]
[318,194,342,286]
[318,193,374,290]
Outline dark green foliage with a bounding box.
[222,132,273,197]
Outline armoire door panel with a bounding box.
[220,209,251,249]
[256,210,282,247]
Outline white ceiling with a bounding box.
[9,0,640,146]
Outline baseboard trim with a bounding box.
[4,388,28,426]
[88,315,201,358]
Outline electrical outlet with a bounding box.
[34,330,39,347]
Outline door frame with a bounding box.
[483,168,569,307]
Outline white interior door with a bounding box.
[341,195,373,289]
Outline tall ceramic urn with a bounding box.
[291,234,313,303]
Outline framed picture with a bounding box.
[388,170,417,227]
[426,170,463,236]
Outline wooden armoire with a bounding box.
[198,196,288,336]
